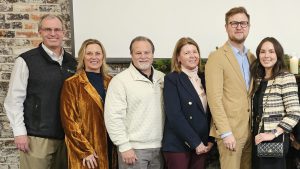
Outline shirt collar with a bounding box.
[131,62,154,82]
[41,43,64,65]
[228,41,248,56]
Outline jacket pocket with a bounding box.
[24,95,41,129]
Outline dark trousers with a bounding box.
[252,156,286,169]
[163,151,206,169]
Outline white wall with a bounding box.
[72,0,300,58]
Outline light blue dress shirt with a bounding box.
[231,44,250,90]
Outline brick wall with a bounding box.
[0,0,71,168]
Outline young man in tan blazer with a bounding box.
[205,7,256,169]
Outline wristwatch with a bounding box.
[271,129,280,138]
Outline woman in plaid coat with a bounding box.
[250,37,300,169]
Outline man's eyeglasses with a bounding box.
[228,21,249,28]
[40,28,64,33]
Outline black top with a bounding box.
[86,71,116,168]
[253,80,268,135]
[86,72,106,102]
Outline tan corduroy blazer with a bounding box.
[205,42,256,139]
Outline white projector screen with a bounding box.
[72,0,300,59]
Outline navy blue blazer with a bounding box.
[162,71,212,152]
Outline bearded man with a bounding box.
[205,6,256,169]
[104,36,165,169]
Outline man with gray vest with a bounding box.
[4,14,77,169]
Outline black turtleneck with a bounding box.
[86,72,106,101]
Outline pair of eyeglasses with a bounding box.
[41,28,64,33]
[228,21,249,28]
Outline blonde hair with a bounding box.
[77,39,109,79]
[171,37,201,72]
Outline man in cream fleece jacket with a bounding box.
[104,36,165,169]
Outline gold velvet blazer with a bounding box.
[60,70,115,169]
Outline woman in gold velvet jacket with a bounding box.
[60,39,117,169]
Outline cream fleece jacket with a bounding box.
[104,64,165,152]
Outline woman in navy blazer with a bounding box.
[162,37,214,169]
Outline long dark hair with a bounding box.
[250,37,287,95]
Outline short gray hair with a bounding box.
[129,36,155,54]
[38,14,64,31]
